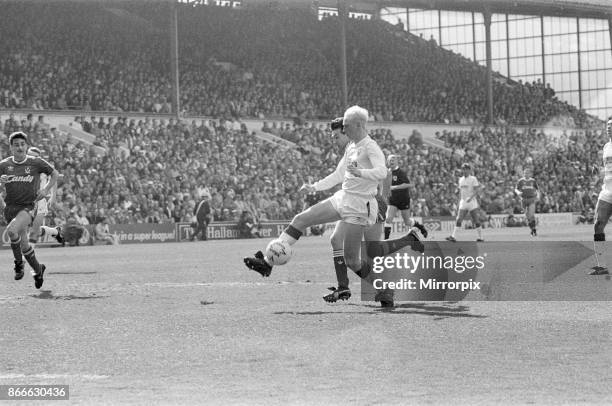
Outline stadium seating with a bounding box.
[0,3,605,226]
[0,2,594,126]
[1,111,607,226]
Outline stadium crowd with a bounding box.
[0,2,597,127]
[0,111,607,229]
[0,2,606,229]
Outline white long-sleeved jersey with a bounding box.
[313,136,387,196]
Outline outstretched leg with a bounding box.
[447,209,468,242]
[469,209,484,242]
[244,200,340,277]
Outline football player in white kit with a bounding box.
[244,106,421,306]
[446,163,484,242]
[27,147,64,246]
[323,118,422,306]
[590,117,612,275]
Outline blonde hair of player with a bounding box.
[343,105,368,135]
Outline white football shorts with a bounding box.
[458,198,479,212]
[326,190,377,227]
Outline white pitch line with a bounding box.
[142,281,325,288]
[0,373,109,380]
[0,281,327,302]
[0,297,24,302]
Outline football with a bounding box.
[265,238,293,266]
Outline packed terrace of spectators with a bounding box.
[0,2,597,127]
[0,112,606,228]
[0,2,605,227]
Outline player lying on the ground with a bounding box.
[244,106,423,307]
[590,116,612,276]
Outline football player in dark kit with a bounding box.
[0,132,59,288]
[514,167,540,236]
[191,195,212,241]
[383,155,428,240]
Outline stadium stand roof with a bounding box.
[375,0,611,19]
[7,0,612,18]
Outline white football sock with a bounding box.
[41,226,58,237]
[594,240,607,267]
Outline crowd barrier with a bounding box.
[1,108,586,145]
[0,213,580,248]
[423,212,576,233]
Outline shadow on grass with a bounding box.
[274,302,487,319]
[30,290,106,300]
[48,271,97,275]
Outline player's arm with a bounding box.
[347,143,387,180]
[0,178,5,210]
[384,170,392,199]
[304,154,346,193]
[0,164,6,186]
[0,164,8,210]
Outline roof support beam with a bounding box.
[484,9,493,124]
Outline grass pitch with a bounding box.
[0,225,610,405]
